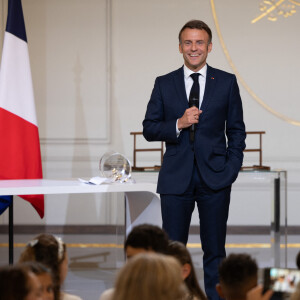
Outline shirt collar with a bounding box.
[183,64,207,79]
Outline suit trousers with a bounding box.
[160,163,231,300]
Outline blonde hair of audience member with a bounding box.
[0,264,43,300]
[112,253,186,300]
[18,233,81,300]
[167,241,207,300]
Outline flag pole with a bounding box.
[8,196,14,264]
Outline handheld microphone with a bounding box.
[189,97,199,142]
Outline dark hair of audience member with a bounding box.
[124,224,169,253]
[296,251,300,269]
[112,253,186,300]
[19,233,66,300]
[0,264,41,300]
[167,240,207,300]
[218,253,258,300]
[23,261,54,300]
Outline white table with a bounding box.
[0,178,157,195]
[0,178,161,264]
[0,178,162,229]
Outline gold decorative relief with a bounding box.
[252,0,298,24]
[210,0,300,126]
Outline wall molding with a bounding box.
[40,137,109,145]
[37,0,112,145]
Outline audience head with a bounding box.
[112,253,186,300]
[216,253,258,300]
[23,261,55,300]
[167,240,207,300]
[296,251,300,269]
[124,224,169,258]
[19,233,67,300]
[0,264,42,300]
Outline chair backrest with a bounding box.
[130,131,269,171]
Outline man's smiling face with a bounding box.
[179,28,212,72]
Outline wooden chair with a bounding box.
[130,132,163,171]
[130,131,269,171]
[241,131,270,170]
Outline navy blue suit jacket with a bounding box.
[143,65,246,193]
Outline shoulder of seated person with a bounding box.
[99,288,115,300]
[61,292,83,300]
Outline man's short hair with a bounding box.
[219,253,258,300]
[124,224,169,254]
[178,20,212,44]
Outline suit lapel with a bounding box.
[171,65,217,119]
[200,65,216,117]
[172,66,189,109]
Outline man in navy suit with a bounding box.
[143,20,246,300]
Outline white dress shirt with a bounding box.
[176,64,207,135]
[183,64,207,106]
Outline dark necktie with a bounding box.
[189,73,200,106]
[189,73,200,142]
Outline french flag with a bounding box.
[0,0,44,218]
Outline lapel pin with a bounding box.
[211,77,215,79]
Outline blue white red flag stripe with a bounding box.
[0,0,44,218]
[0,196,12,215]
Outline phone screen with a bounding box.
[265,268,300,294]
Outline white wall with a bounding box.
[0,0,299,226]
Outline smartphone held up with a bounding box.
[263,268,300,300]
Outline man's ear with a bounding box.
[216,283,225,298]
[179,43,183,54]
